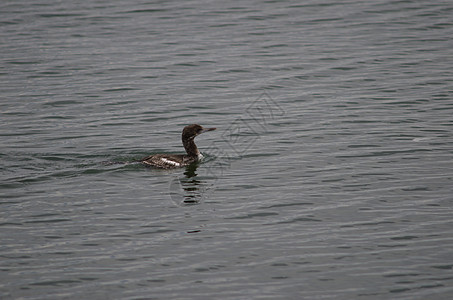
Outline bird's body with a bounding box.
[141,124,215,169]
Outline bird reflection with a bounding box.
[168,163,209,206]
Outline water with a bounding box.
[1,0,453,299]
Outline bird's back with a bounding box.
[141,154,196,169]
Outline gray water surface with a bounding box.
[1,0,453,299]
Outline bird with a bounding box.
[140,124,216,169]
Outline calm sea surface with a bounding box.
[1,0,453,299]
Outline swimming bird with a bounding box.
[141,124,216,169]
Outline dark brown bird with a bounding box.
[141,124,216,169]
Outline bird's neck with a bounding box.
[183,138,200,157]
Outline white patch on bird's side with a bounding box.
[161,158,181,167]
[197,153,204,160]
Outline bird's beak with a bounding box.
[200,127,216,134]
